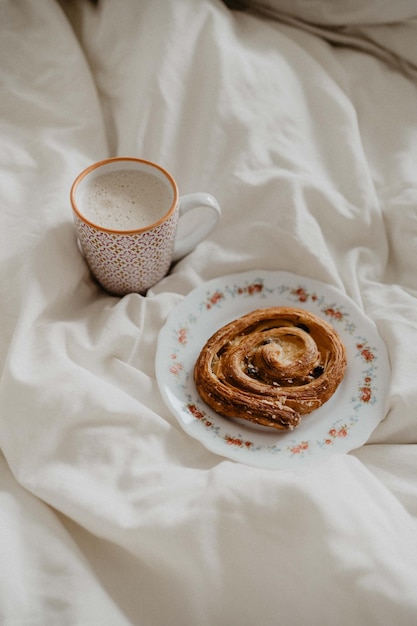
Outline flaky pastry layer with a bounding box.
[194,307,347,431]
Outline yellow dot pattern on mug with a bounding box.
[74,210,178,295]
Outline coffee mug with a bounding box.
[70,157,221,295]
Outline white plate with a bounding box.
[156,270,390,469]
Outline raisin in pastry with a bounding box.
[194,307,347,431]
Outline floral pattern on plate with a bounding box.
[156,270,390,469]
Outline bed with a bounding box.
[1,0,417,623]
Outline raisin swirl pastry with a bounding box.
[194,307,347,431]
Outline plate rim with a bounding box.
[155,269,390,469]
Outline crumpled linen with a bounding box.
[1,0,417,624]
[223,0,417,74]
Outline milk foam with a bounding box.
[81,169,173,230]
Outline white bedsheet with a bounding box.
[1,1,417,624]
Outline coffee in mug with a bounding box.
[70,157,221,296]
[81,169,172,231]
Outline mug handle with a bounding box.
[172,193,221,262]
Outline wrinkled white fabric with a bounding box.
[1,0,416,624]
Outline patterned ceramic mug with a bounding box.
[71,157,221,295]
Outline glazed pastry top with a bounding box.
[194,307,347,431]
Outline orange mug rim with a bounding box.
[70,157,179,235]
